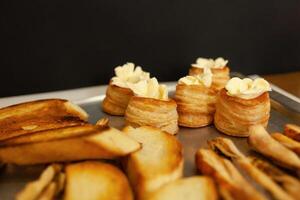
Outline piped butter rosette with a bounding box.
[189,57,230,90]
[102,63,150,116]
[125,78,178,135]
[214,77,271,137]
[175,72,218,128]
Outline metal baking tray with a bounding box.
[0,81,300,200]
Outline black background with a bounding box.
[1,0,300,97]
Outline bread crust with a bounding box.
[65,161,133,200]
[214,88,270,137]
[125,96,178,135]
[272,133,300,155]
[284,124,300,142]
[150,176,218,200]
[102,82,134,116]
[189,66,230,90]
[122,126,183,200]
[0,99,88,141]
[0,126,141,165]
[208,137,295,200]
[249,156,300,200]
[195,149,266,200]
[174,84,217,128]
[248,125,300,171]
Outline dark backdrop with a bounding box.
[1,0,300,97]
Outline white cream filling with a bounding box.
[111,62,150,88]
[178,70,213,87]
[225,77,271,99]
[128,78,168,100]
[192,57,228,69]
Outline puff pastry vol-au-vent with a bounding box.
[102,63,150,115]
[189,57,230,90]
[174,73,218,128]
[125,78,178,135]
[214,77,271,137]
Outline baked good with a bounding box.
[272,133,300,155]
[0,124,140,165]
[122,126,183,199]
[102,83,134,116]
[249,156,300,200]
[0,99,88,141]
[174,73,218,127]
[189,57,230,90]
[208,137,294,200]
[125,78,178,135]
[16,164,64,200]
[64,161,133,200]
[248,125,300,170]
[214,77,271,137]
[195,148,266,200]
[102,63,150,115]
[284,124,300,142]
[149,176,218,200]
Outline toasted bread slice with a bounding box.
[284,124,300,142]
[64,161,133,200]
[195,149,266,200]
[0,125,140,165]
[150,176,218,200]
[208,137,294,200]
[248,125,300,170]
[0,99,88,141]
[122,126,183,200]
[272,133,300,155]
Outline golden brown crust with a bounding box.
[0,124,100,146]
[214,88,270,137]
[125,96,178,135]
[189,66,230,90]
[195,149,266,200]
[248,125,300,170]
[272,132,300,155]
[102,83,134,116]
[65,161,133,200]
[249,156,300,200]
[284,124,300,142]
[0,126,141,165]
[149,176,218,200]
[174,84,217,128]
[122,126,183,200]
[0,99,88,141]
[208,137,294,200]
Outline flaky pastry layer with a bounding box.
[175,84,217,128]
[102,82,133,116]
[125,96,178,135]
[214,88,270,137]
